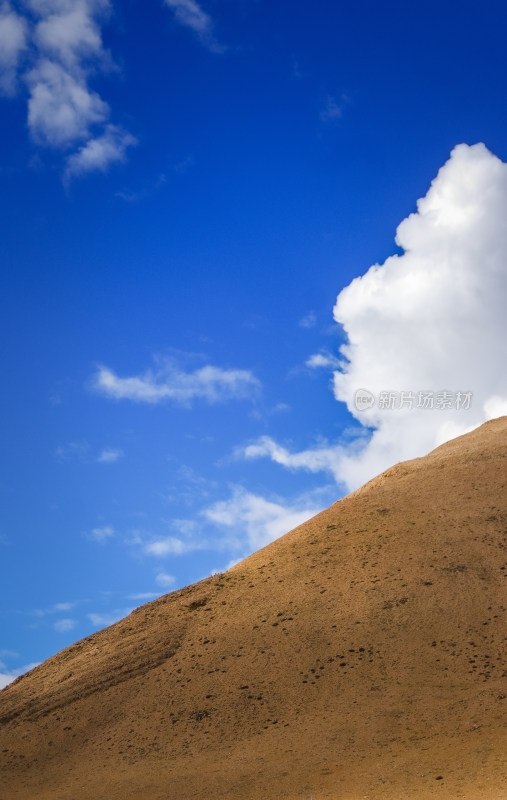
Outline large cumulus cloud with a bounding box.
[245,144,507,491]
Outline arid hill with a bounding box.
[1,418,506,799]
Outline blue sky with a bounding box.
[2,0,507,686]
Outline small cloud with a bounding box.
[88,609,132,628]
[64,124,137,182]
[210,557,242,574]
[204,486,322,552]
[155,572,175,588]
[306,352,343,370]
[54,618,76,633]
[91,359,261,406]
[164,0,224,53]
[53,602,74,612]
[320,94,347,123]
[173,155,194,174]
[242,435,345,484]
[0,2,28,96]
[291,57,303,80]
[299,311,317,329]
[55,440,90,462]
[97,447,124,464]
[115,173,167,203]
[1,0,137,182]
[27,58,109,148]
[145,536,195,557]
[127,592,160,601]
[0,649,18,659]
[91,525,115,542]
[0,661,40,690]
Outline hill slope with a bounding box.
[1,418,506,799]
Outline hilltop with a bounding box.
[1,418,506,799]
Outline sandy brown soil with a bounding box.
[0,418,506,799]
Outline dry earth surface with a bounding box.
[0,418,506,799]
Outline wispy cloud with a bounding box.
[25,601,78,618]
[172,154,194,174]
[145,535,197,557]
[90,525,115,541]
[92,359,261,406]
[125,483,333,566]
[0,2,28,96]
[0,661,40,690]
[0,649,19,659]
[127,592,160,601]
[115,172,167,203]
[26,57,109,147]
[298,310,317,329]
[306,351,343,370]
[97,447,124,463]
[155,572,175,587]
[204,486,322,553]
[55,440,90,461]
[164,0,224,53]
[53,617,76,632]
[53,602,74,612]
[2,0,136,179]
[56,442,124,464]
[87,608,133,628]
[242,436,346,485]
[320,94,348,123]
[64,124,137,182]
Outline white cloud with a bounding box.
[26,0,114,152]
[320,95,344,122]
[27,58,109,146]
[299,311,317,329]
[53,617,76,632]
[164,0,223,52]
[204,486,322,552]
[306,352,343,369]
[32,0,110,69]
[483,396,507,419]
[0,2,28,96]
[155,572,175,587]
[97,447,124,463]
[127,592,160,600]
[243,435,346,484]
[243,144,507,491]
[64,124,137,181]
[55,440,90,461]
[24,601,76,617]
[91,525,114,541]
[92,360,260,406]
[0,662,40,691]
[0,674,14,690]
[0,649,18,659]
[2,0,134,179]
[129,485,331,563]
[53,601,74,611]
[87,608,132,627]
[145,536,195,557]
